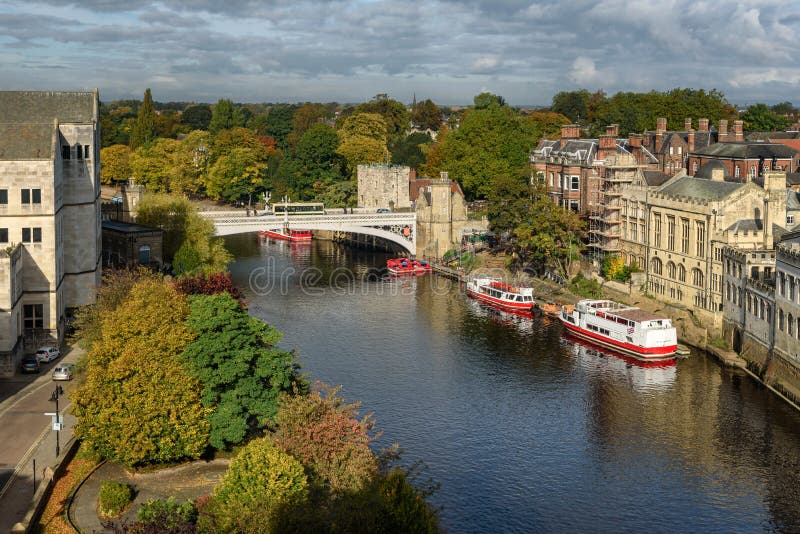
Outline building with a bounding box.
[687,142,798,181]
[643,169,786,325]
[102,220,163,269]
[638,117,720,174]
[357,164,413,210]
[0,90,101,375]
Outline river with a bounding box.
[226,234,800,533]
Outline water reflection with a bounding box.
[226,233,800,533]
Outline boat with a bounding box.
[465,277,535,311]
[259,228,313,242]
[386,258,433,275]
[559,299,677,360]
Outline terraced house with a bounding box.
[0,90,101,376]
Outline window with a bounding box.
[792,314,796,337]
[640,222,645,243]
[84,145,90,159]
[781,273,786,297]
[652,257,662,275]
[735,166,741,178]
[570,176,579,190]
[670,146,674,155]
[780,309,785,331]
[61,145,70,160]
[789,215,795,226]
[677,289,683,301]
[0,228,7,243]
[696,222,705,257]
[715,247,722,262]
[750,166,757,179]
[677,146,682,155]
[631,221,638,241]
[692,268,704,288]
[0,189,6,205]
[23,304,44,330]
[681,218,690,253]
[570,200,579,212]
[760,300,765,319]
[667,262,676,279]
[549,172,554,187]
[667,216,676,251]
[692,161,698,173]
[76,145,83,159]
[653,214,662,248]
[21,189,41,205]
[138,245,151,265]
[678,264,686,282]
[747,294,753,313]
[21,227,42,243]
[791,276,796,301]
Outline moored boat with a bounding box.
[559,299,677,360]
[386,258,433,275]
[259,228,313,242]
[465,277,535,311]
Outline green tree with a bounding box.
[277,124,345,199]
[171,130,211,196]
[129,88,157,150]
[473,92,506,109]
[129,138,180,192]
[287,103,330,148]
[523,111,572,145]
[208,98,246,135]
[771,102,796,116]
[312,180,357,208]
[259,105,296,148]
[411,99,442,131]
[182,293,302,449]
[551,89,591,123]
[741,103,790,131]
[182,104,212,131]
[206,147,267,203]
[72,279,211,467]
[198,436,308,532]
[390,131,432,169]
[100,144,133,184]
[355,95,409,141]
[337,113,388,173]
[154,109,181,138]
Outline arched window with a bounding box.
[779,309,785,331]
[789,314,794,337]
[760,299,765,319]
[766,304,771,322]
[667,262,676,279]
[726,282,731,301]
[796,315,800,339]
[677,264,686,282]
[747,294,752,313]
[652,257,662,275]
[692,268,704,287]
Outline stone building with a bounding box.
[687,142,798,181]
[643,169,786,326]
[0,90,101,375]
[357,164,413,210]
[415,172,482,258]
[102,220,163,269]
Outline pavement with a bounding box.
[0,345,83,533]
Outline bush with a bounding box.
[136,498,197,531]
[568,274,603,299]
[98,481,134,518]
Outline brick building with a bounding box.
[687,142,798,181]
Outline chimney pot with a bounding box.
[656,118,667,133]
[561,124,580,140]
[698,118,709,132]
[688,129,695,153]
[685,118,692,131]
[606,124,619,137]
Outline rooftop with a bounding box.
[0,123,54,160]
[0,91,96,124]
[102,220,162,234]
[691,141,798,159]
[657,175,745,201]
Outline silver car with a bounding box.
[51,364,73,381]
[35,346,60,363]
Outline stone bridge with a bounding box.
[199,211,417,254]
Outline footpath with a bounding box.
[0,345,82,532]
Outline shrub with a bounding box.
[136,497,197,531]
[98,481,134,518]
[568,274,603,299]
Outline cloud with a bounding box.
[470,55,503,74]
[568,57,609,86]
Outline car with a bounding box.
[51,364,74,381]
[21,357,40,374]
[35,346,60,363]
[376,208,391,213]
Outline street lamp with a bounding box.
[47,384,64,456]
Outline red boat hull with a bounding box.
[466,288,534,311]
[563,331,676,368]
[259,229,312,242]
[560,320,677,360]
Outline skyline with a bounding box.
[1,1,799,106]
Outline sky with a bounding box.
[1,0,799,107]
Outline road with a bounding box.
[0,345,82,531]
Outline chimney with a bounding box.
[688,129,695,153]
[685,118,692,131]
[440,171,449,181]
[718,119,728,139]
[710,168,725,182]
[606,124,619,137]
[629,134,643,148]
[561,124,580,140]
[733,120,744,141]
[599,135,616,157]
[698,118,709,132]
[656,118,667,134]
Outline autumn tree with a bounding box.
[129,88,157,150]
[100,144,133,184]
[337,112,388,173]
[523,111,572,145]
[206,147,267,203]
[182,104,212,131]
[171,130,211,196]
[129,138,180,192]
[72,278,211,467]
[411,99,442,131]
[355,95,409,141]
[181,294,302,449]
[286,103,329,148]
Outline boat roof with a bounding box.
[613,308,668,322]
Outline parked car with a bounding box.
[51,364,73,381]
[376,208,391,213]
[35,346,60,363]
[21,357,40,374]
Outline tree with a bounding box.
[771,102,796,116]
[551,90,591,123]
[182,104,212,131]
[473,92,506,109]
[277,123,345,199]
[423,101,532,198]
[274,385,377,495]
[197,436,308,532]
[523,111,572,145]
[259,105,296,148]
[390,132,432,169]
[355,96,409,141]
[286,103,329,148]
[741,103,790,131]
[181,293,302,449]
[171,130,211,196]
[209,98,245,135]
[154,109,181,138]
[129,88,157,150]
[129,138,180,192]
[337,113,388,173]
[72,279,211,467]
[174,271,244,304]
[312,179,357,208]
[206,147,267,203]
[100,144,133,184]
[411,99,442,131]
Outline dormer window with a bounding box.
[61,145,70,160]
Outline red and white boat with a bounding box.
[259,228,312,242]
[386,258,433,275]
[465,277,535,311]
[559,299,677,360]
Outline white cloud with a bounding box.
[470,55,502,73]
[568,56,610,86]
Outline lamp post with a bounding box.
[48,384,63,457]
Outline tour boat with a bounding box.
[386,258,433,275]
[465,277,535,311]
[259,228,312,242]
[559,299,678,360]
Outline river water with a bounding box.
[226,234,800,533]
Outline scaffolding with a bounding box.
[588,154,640,265]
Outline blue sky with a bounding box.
[1,0,799,106]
